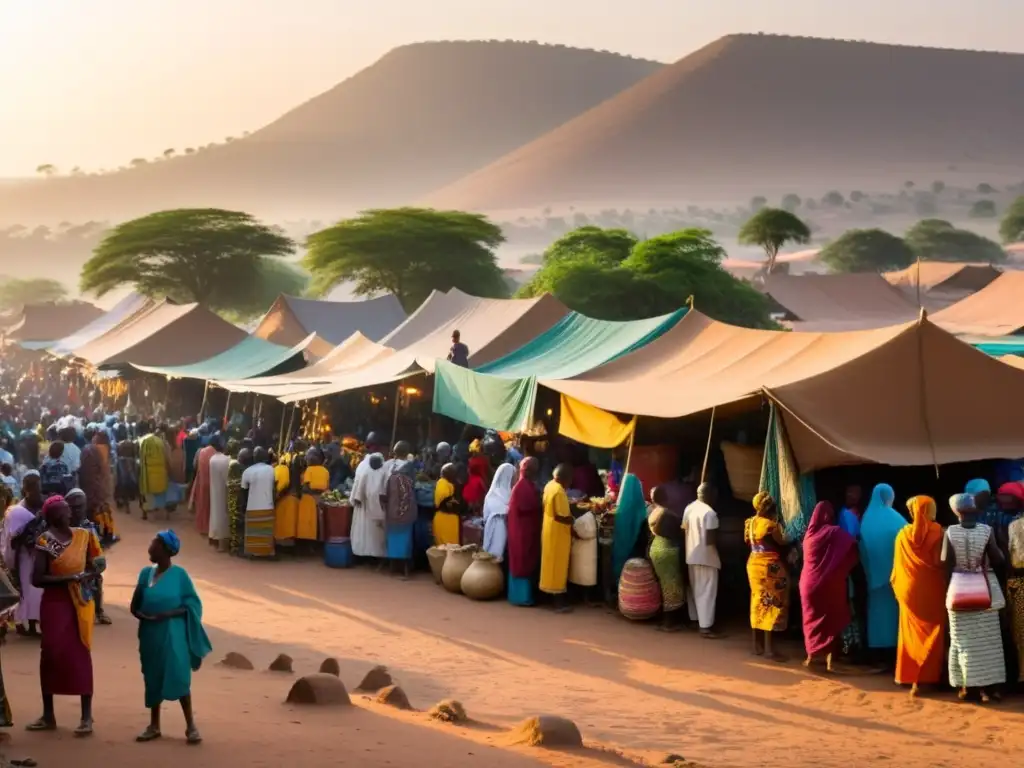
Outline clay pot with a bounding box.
[426,546,448,585]
[461,552,504,600]
[441,546,475,594]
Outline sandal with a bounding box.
[186,726,202,745]
[136,726,162,742]
[74,719,93,737]
[24,719,55,732]
[95,614,113,626]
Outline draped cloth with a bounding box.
[539,480,572,595]
[482,464,515,560]
[190,446,216,536]
[612,474,647,586]
[350,456,386,558]
[433,477,461,547]
[139,434,169,497]
[2,503,42,624]
[208,453,231,542]
[79,443,115,538]
[507,468,542,579]
[859,483,907,649]
[891,496,946,685]
[800,502,859,656]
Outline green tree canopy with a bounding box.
[0,278,68,309]
[818,229,915,273]
[999,196,1024,243]
[737,208,811,274]
[781,193,801,212]
[542,225,637,266]
[80,208,295,314]
[970,200,997,219]
[904,219,1006,263]
[518,226,775,328]
[218,259,309,322]
[303,207,508,312]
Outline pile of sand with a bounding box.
[428,699,467,724]
[505,716,583,748]
[356,665,393,692]
[285,674,352,706]
[375,685,413,710]
[218,652,254,670]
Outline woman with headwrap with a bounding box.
[462,455,488,514]
[383,455,418,578]
[2,471,44,636]
[131,530,212,744]
[800,502,859,671]
[1002,482,1024,681]
[891,496,946,695]
[859,483,906,656]
[945,492,1006,702]
[648,486,685,632]
[28,495,104,735]
[506,457,542,606]
[611,474,647,587]
[745,491,790,659]
[482,464,516,561]
[433,463,463,546]
[79,431,117,545]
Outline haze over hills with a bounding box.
[426,34,1024,212]
[0,41,660,225]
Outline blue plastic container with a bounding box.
[324,539,352,569]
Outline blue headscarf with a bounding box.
[156,529,181,556]
[612,473,647,584]
[859,484,906,592]
[965,478,990,495]
[965,477,1012,530]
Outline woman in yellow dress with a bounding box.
[273,455,297,548]
[298,448,329,543]
[540,464,574,614]
[744,492,790,661]
[433,463,462,546]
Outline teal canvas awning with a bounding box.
[966,336,1024,357]
[432,309,685,430]
[132,333,315,381]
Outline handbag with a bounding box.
[946,528,993,612]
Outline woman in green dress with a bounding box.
[131,530,212,744]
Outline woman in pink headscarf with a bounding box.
[799,501,859,672]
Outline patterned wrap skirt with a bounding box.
[648,537,684,612]
[244,507,276,558]
[747,551,790,632]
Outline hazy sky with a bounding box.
[1,0,1021,177]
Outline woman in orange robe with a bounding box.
[891,495,947,695]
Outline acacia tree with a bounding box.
[737,208,811,274]
[905,219,1005,263]
[304,207,508,311]
[80,208,295,314]
[818,229,914,273]
[0,278,68,309]
[999,196,1024,243]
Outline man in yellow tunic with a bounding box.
[540,464,575,613]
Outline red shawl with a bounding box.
[506,470,542,578]
[799,501,859,656]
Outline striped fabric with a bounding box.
[244,508,276,558]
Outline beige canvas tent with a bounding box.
[252,294,407,347]
[72,300,247,368]
[760,273,919,331]
[930,271,1024,337]
[547,310,1024,472]
[884,262,1001,294]
[3,301,104,344]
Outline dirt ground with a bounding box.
[2,511,1023,768]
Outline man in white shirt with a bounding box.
[240,447,277,558]
[682,482,721,637]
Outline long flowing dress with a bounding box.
[1,504,42,627]
[947,523,1006,688]
[800,502,859,657]
[859,484,907,650]
[891,496,946,685]
[350,457,387,558]
[506,471,542,606]
[207,452,230,546]
[139,434,172,513]
[745,516,790,632]
[79,442,117,541]
[226,460,245,556]
[539,480,572,595]
[133,565,212,708]
[648,505,684,613]
[482,464,515,561]
[36,528,100,696]
[190,445,216,536]
[433,477,462,546]
[383,462,417,560]
[612,474,647,586]
[273,461,297,546]
[298,464,329,542]
[1006,516,1024,681]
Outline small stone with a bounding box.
[375,685,413,711]
[285,674,351,706]
[319,657,341,677]
[506,715,583,748]
[269,653,294,673]
[218,651,254,671]
[356,664,393,692]
[428,699,467,724]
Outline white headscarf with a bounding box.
[482,464,516,522]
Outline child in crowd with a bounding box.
[39,440,72,497]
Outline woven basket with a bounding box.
[720,441,763,502]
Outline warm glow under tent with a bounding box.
[131,332,321,381]
[542,310,1024,472]
[431,308,687,430]
[252,294,407,347]
[71,300,247,369]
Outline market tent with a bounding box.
[131,332,320,380]
[760,273,919,331]
[1001,355,1024,370]
[273,290,570,403]
[252,294,407,346]
[432,309,686,429]
[46,294,154,356]
[931,271,1024,336]
[72,300,247,368]
[5,301,104,346]
[546,310,1024,472]
[884,262,1001,294]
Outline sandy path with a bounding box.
[3,511,1023,767]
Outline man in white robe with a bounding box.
[350,452,387,558]
[682,482,721,638]
[207,438,231,552]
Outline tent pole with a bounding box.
[198,380,210,423]
[285,402,297,448]
[222,391,232,428]
[277,404,288,455]
[700,407,716,484]
[623,419,638,476]
[391,381,402,445]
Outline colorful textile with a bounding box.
[133,565,212,708]
[539,480,572,595]
[1,503,42,624]
[859,483,906,649]
[433,477,461,546]
[1006,576,1024,682]
[384,461,417,527]
[507,575,534,606]
[611,474,647,586]
[482,464,515,560]
[759,402,816,540]
[558,394,636,450]
[244,508,275,558]
[190,445,215,535]
[618,557,661,620]
[892,496,946,685]
[507,467,542,580]
[226,460,244,556]
[800,502,859,656]
[298,465,329,541]
[648,535,684,612]
[744,516,790,632]
[462,458,488,508]
[138,433,169,497]
[432,359,537,432]
[36,528,100,650]
[273,462,296,544]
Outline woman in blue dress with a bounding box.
[131,530,212,744]
[858,483,907,661]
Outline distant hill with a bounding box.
[426,34,1024,212]
[0,41,660,224]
